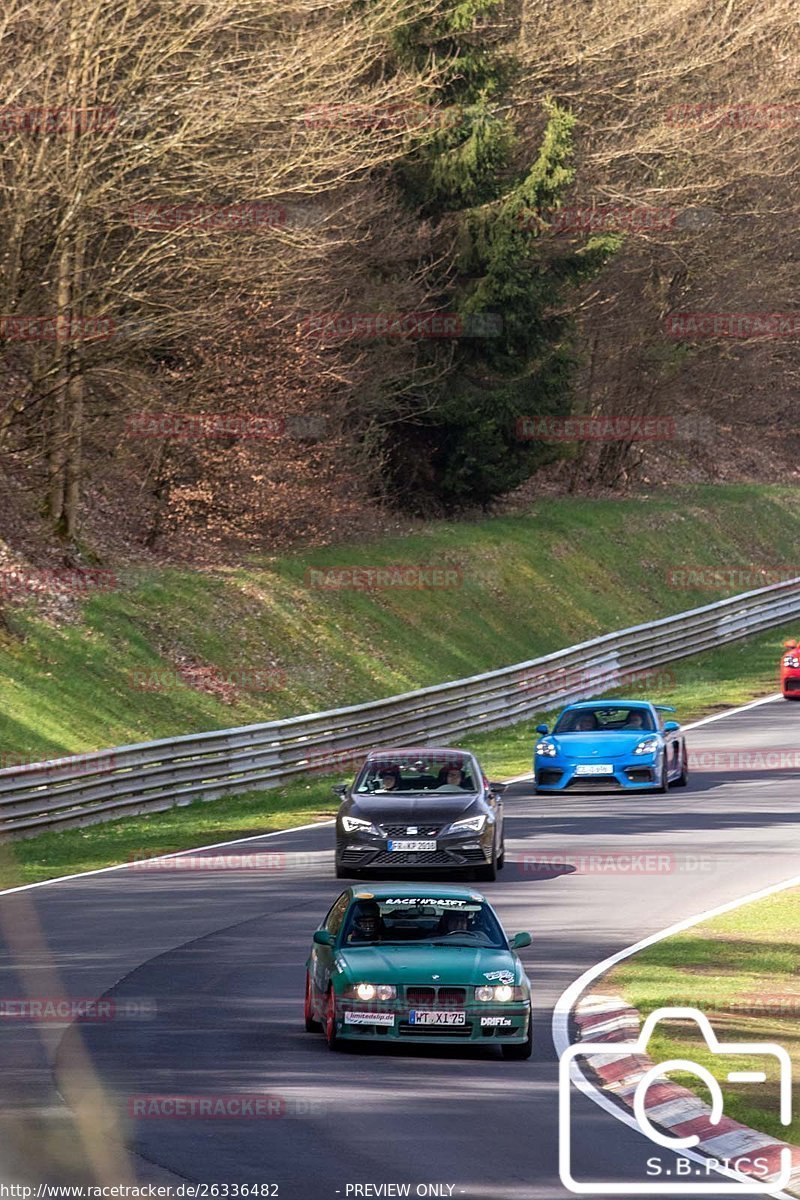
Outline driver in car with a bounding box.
[623,710,645,729]
[438,909,469,935]
[346,900,382,944]
[573,712,598,732]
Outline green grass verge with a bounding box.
[605,886,800,1145]
[6,621,791,886]
[1,483,799,763]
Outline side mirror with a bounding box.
[511,931,531,949]
[784,639,797,648]
[535,724,548,735]
[331,784,348,797]
[313,930,335,947]
[662,720,680,733]
[489,781,507,794]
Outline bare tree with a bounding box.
[0,0,441,537]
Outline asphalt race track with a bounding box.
[2,695,799,1198]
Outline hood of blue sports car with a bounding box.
[552,731,657,761]
[334,944,522,988]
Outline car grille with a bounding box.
[565,776,621,790]
[369,850,455,866]
[398,1021,473,1038]
[785,678,800,692]
[405,986,467,1006]
[380,824,441,838]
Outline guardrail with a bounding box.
[2,577,799,837]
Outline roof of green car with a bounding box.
[347,882,486,902]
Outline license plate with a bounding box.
[388,839,437,851]
[409,1010,465,1025]
[575,764,614,775]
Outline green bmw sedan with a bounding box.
[304,884,532,1058]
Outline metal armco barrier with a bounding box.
[2,578,799,837]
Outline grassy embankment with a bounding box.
[1,483,798,883]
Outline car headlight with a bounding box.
[448,814,486,834]
[475,985,525,1002]
[536,740,557,757]
[784,656,800,668]
[341,815,379,834]
[353,983,396,1001]
[633,737,660,756]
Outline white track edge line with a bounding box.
[0,819,335,897]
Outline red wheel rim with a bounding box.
[304,974,313,1023]
[326,991,335,1043]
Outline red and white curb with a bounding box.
[572,992,800,1187]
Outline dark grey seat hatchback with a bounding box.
[332,747,506,882]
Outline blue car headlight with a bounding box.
[536,740,557,757]
[633,737,660,756]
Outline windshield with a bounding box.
[553,706,655,734]
[341,897,507,949]
[354,754,479,794]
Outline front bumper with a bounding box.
[336,834,493,873]
[782,671,800,696]
[334,999,531,1045]
[534,758,660,791]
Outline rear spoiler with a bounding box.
[654,704,676,712]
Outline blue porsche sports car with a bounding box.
[533,700,689,793]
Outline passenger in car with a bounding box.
[434,766,468,791]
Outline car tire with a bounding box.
[501,1017,533,1061]
[475,838,498,883]
[304,973,321,1032]
[325,988,340,1050]
[497,842,505,870]
[672,747,689,788]
[334,847,349,879]
[654,759,669,794]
